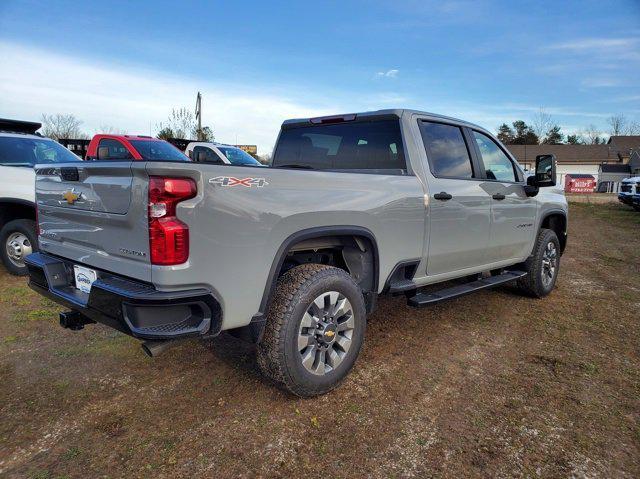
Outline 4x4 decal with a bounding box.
[209,176,269,188]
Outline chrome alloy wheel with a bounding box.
[297,291,355,376]
[6,232,32,268]
[541,241,557,288]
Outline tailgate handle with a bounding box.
[60,167,79,181]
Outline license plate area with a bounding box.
[74,265,97,294]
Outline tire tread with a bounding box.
[257,264,364,397]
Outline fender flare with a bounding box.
[0,198,36,225]
[0,198,36,208]
[538,209,568,251]
[254,225,379,322]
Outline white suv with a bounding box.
[185,142,264,166]
[0,119,82,275]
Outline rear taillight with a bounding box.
[148,177,197,265]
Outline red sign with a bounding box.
[564,175,596,193]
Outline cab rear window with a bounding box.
[272,120,407,174]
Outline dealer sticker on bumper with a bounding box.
[74,265,97,294]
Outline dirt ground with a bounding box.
[1,203,639,479]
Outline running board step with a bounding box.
[388,279,416,293]
[407,270,527,308]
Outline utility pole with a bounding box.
[195,91,202,140]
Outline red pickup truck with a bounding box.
[85,135,189,161]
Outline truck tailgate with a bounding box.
[35,162,152,282]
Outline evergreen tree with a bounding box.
[511,120,539,144]
[566,134,583,145]
[542,125,564,145]
[496,123,514,144]
[156,127,175,140]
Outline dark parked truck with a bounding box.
[26,110,568,397]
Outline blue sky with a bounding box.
[1,0,639,152]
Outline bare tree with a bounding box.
[531,107,554,140]
[625,120,640,135]
[607,114,628,136]
[40,113,87,140]
[156,108,196,139]
[583,124,605,145]
[98,125,128,135]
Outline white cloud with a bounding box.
[581,77,622,88]
[0,41,340,153]
[375,69,399,78]
[544,36,640,64]
[549,37,638,50]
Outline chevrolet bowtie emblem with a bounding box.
[325,330,335,338]
[62,189,80,204]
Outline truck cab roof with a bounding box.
[282,109,490,134]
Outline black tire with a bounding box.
[633,205,640,212]
[516,228,560,298]
[0,219,37,276]
[257,264,366,397]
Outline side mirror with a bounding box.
[534,154,556,187]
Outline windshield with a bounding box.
[0,136,81,167]
[217,146,262,166]
[129,140,190,162]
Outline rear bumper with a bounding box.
[25,252,221,340]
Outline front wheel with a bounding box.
[0,219,37,276]
[257,264,366,397]
[516,228,560,298]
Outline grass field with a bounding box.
[0,203,639,478]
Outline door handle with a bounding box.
[492,193,506,200]
[434,192,453,201]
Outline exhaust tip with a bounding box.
[141,339,185,357]
[141,342,154,357]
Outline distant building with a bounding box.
[506,135,640,187]
[599,163,634,183]
[506,144,615,185]
[628,150,640,176]
[607,135,640,163]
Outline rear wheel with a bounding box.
[257,264,366,397]
[0,219,37,276]
[516,228,560,298]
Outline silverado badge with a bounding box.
[62,188,81,204]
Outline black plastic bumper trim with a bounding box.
[25,252,221,340]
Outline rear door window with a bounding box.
[97,139,133,160]
[419,121,474,179]
[472,131,517,182]
[272,119,407,174]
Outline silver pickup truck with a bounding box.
[26,109,567,397]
